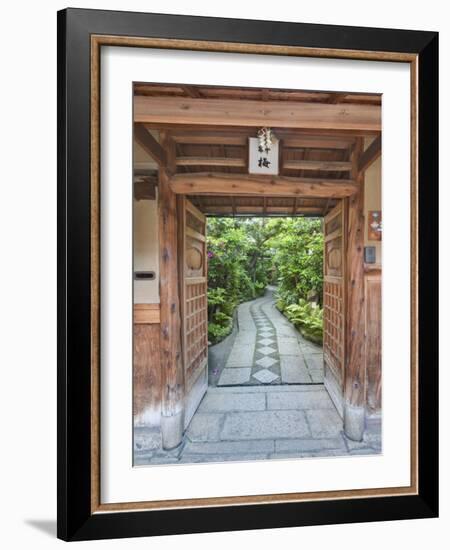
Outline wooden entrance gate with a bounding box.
[323,201,346,414]
[178,197,209,428]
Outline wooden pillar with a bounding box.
[158,133,185,449]
[344,138,366,441]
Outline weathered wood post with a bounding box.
[344,138,366,441]
[158,133,185,449]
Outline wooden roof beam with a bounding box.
[358,135,381,173]
[200,205,323,216]
[283,136,355,149]
[135,96,381,132]
[283,160,352,172]
[176,156,246,168]
[169,173,358,198]
[172,132,248,145]
[134,123,167,167]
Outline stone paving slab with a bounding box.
[134,427,162,452]
[308,368,324,383]
[135,382,382,465]
[221,410,310,440]
[225,344,255,367]
[217,368,251,386]
[275,436,346,453]
[280,356,312,383]
[304,355,324,370]
[184,439,275,455]
[208,384,325,394]
[198,391,265,412]
[269,449,350,460]
[306,408,343,437]
[267,390,335,411]
[179,453,269,464]
[186,413,224,442]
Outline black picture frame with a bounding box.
[57,8,438,541]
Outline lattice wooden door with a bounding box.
[323,201,346,392]
[178,197,208,427]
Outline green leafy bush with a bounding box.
[206,218,272,344]
[206,217,324,345]
[282,299,323,344]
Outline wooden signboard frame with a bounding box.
[57,8,438,541]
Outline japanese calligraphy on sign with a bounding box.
[248,133,279,175]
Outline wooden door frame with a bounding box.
[158,141,368,446]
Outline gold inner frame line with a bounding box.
[90,34,419,514]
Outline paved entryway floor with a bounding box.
[216,289,323,386]
[134,385,382,466]
[134,289,381,466]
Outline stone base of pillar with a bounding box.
[343,402,365,441]
[161,411,184,450]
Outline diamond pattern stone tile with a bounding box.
[257,345,276,355]
[255,356,278,368]
[258,338,275,346]
[252,369,279,384]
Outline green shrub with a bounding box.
[206,217,324,345]
[279,298,323,344]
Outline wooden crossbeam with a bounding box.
[200,205,322,216]
[322,198,331,216]
[169,173,358,198]
[135,96,381,132]
[176,156,246,167]
[172,132,248,145]
[283,160,352,171]
[358,135,381,173]
[134,123,167,166]
[283,136,355,149]
[134,177,157,201]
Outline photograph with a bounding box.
[53,6,439,541]
[132,83,383,466]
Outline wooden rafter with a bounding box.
[134,123,167,167]
[169,173,358,198]
[283,136,355,149]
[134,176,157,201]
[358,135,381,173]
[172,132,247,145]
[176,156,246,168]
[135,96,381,132]
[201,205,323,216]
[283,160,352,172]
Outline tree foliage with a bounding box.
[206,218,271,343]
[206,217,324,344]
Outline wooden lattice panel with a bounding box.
[323,201,346,387]
[185,280,208,385]
[179,198,208,394]
[323,281,344,381]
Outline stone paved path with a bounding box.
[134,385,382,466]
[217,289,323,386]
[133,289,381,466]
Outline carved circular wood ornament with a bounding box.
[186,247,203,270]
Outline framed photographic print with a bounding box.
[57,8,438,541]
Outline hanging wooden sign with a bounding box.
[248,136,279,174]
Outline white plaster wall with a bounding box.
[364,152,382,265]
[133,197,160,303]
